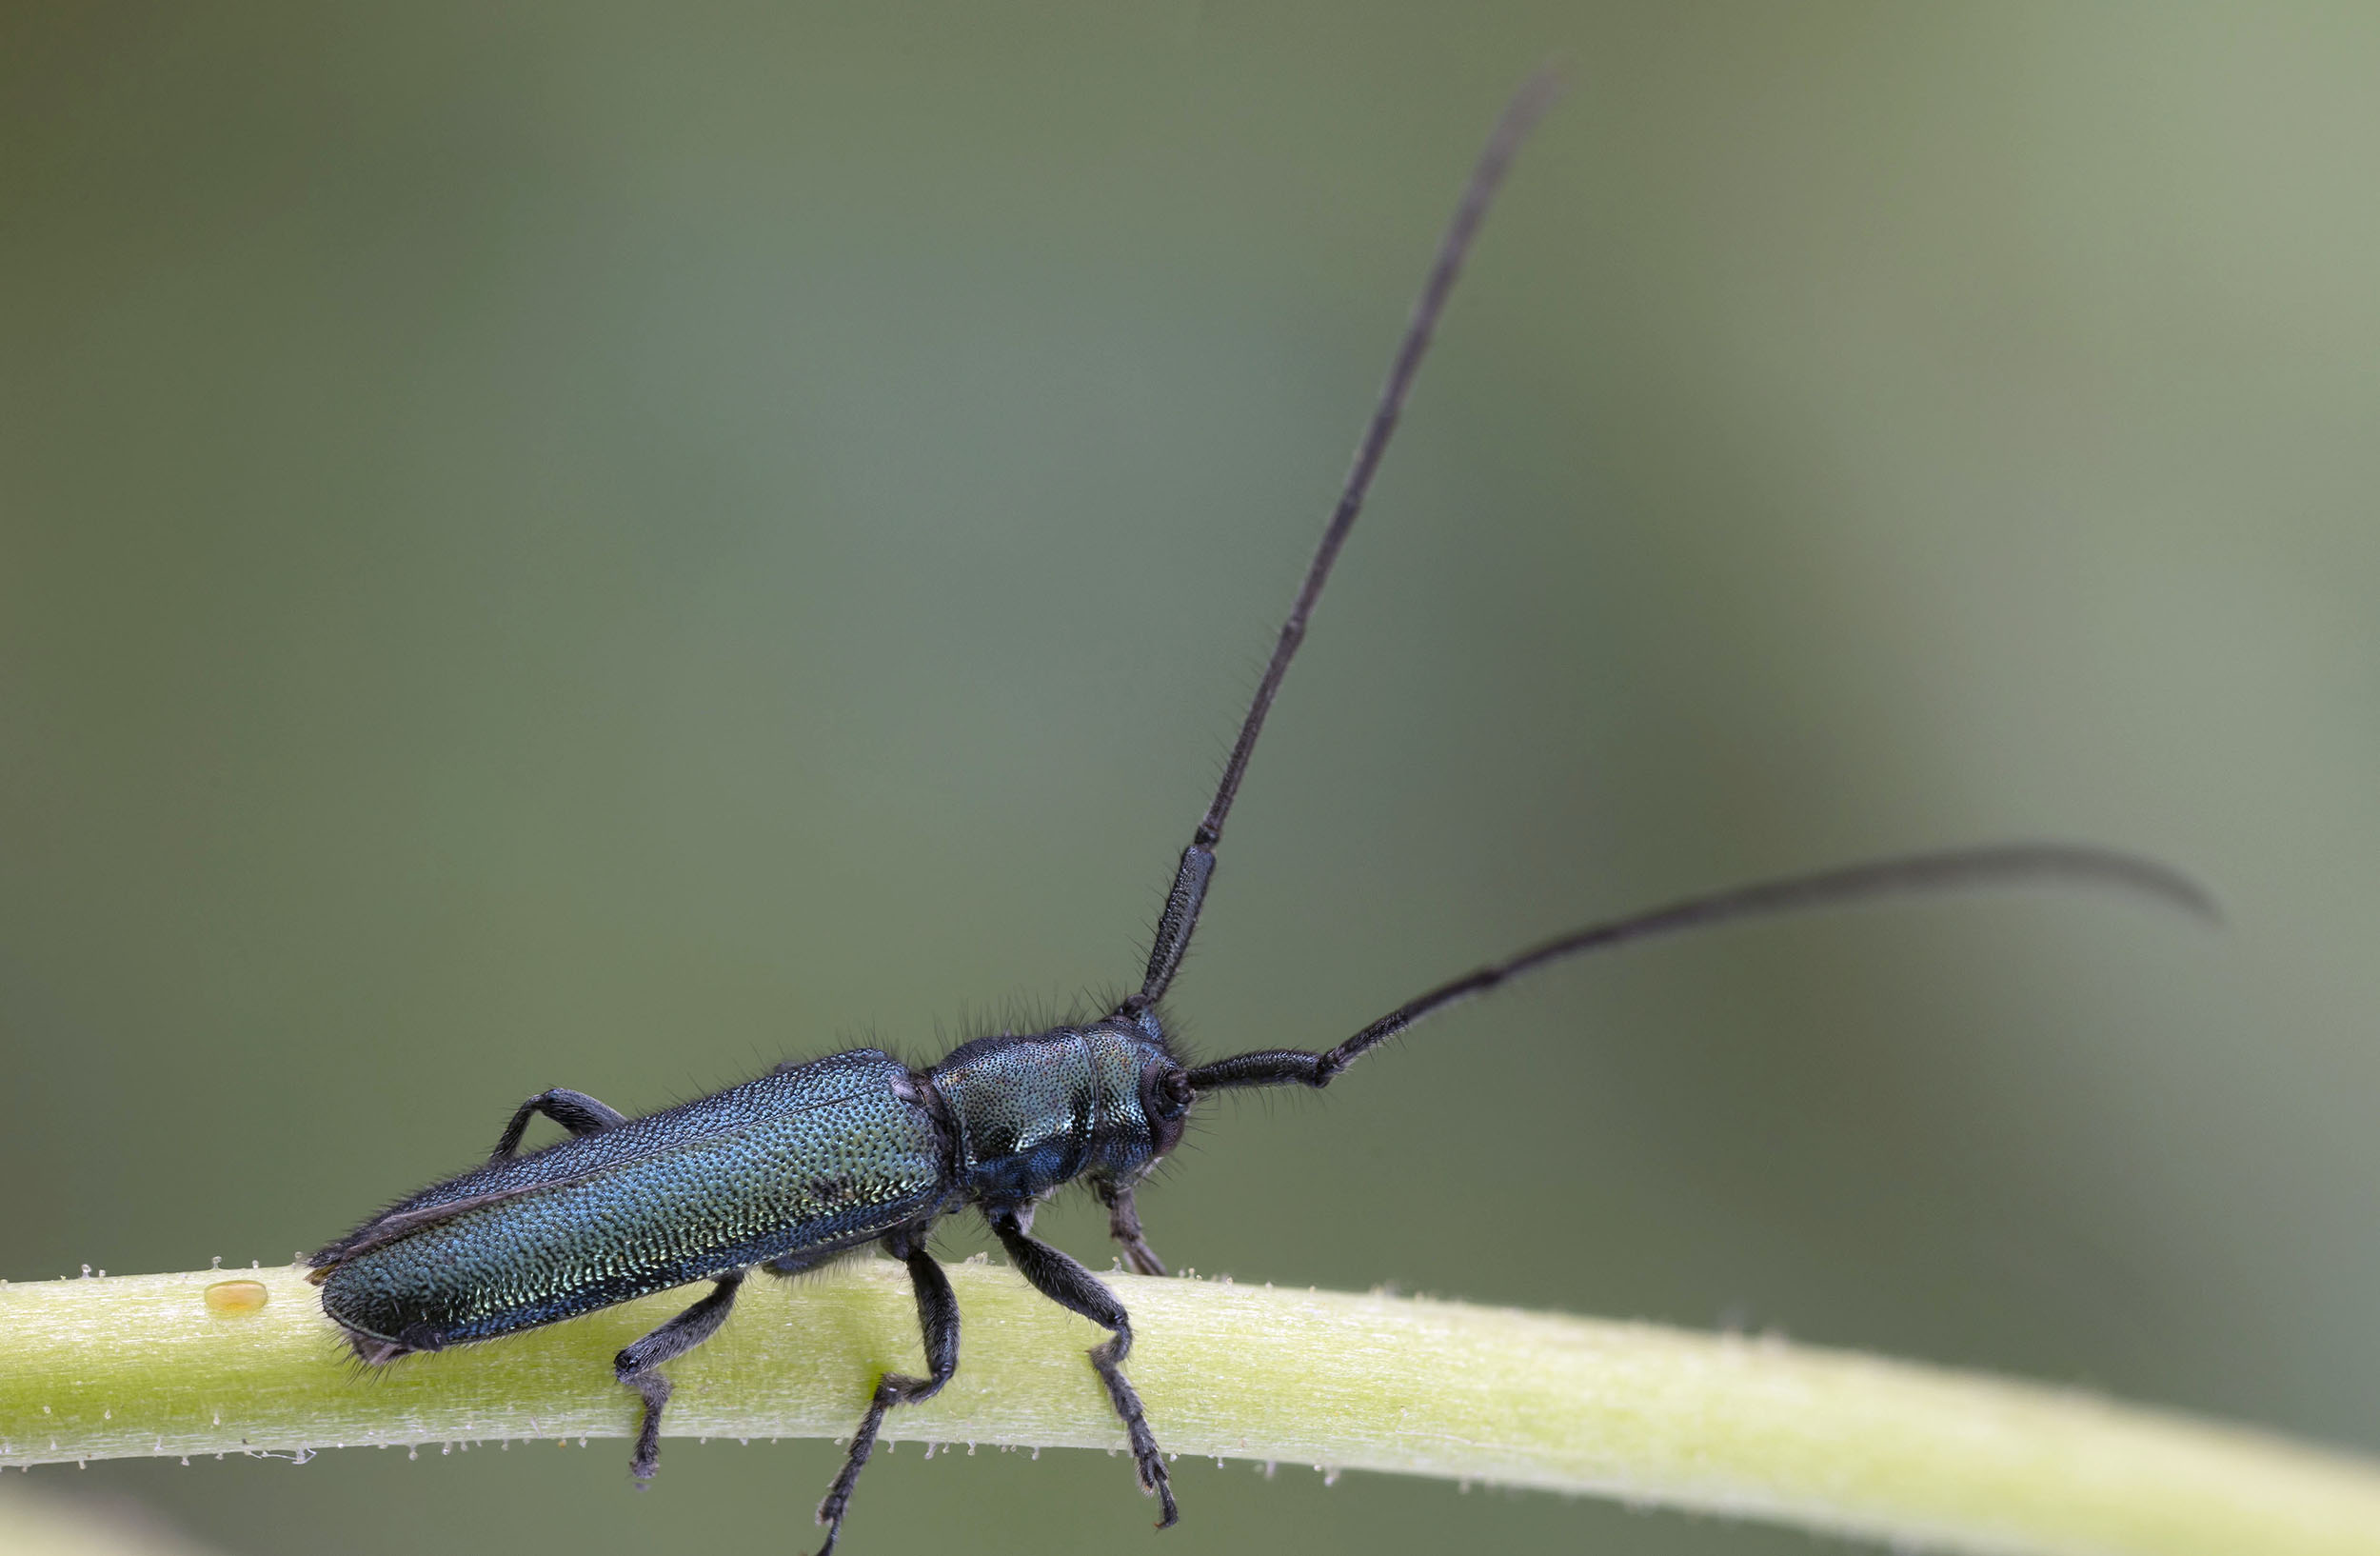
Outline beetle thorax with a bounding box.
[926,1020,1182,1207]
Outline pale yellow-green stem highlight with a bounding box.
[5,1262,2378,1556]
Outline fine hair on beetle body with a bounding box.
[307,71,2212,1556]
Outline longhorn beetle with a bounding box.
[308,73,2210,1555]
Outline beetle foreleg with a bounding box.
[1094,1180,1168,1277]
[990,1208,1178,1528]
[489,1087,628,1160]
[614,1270,744,1485]
[811,1238,960,1556]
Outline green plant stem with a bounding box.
[5,1261,2377,1554]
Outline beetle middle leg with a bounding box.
[990,1207,1178,1527]
[614,1269,744,1484]
[810,1234,960,1556]
[488,1087,627,1159]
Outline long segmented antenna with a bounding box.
[1124,70,1567,1015]
[1184,842,2217,1092]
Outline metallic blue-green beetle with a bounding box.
[309,73,2207,1556]
[313,1015,1195,1550]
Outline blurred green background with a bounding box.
[5,4,2377,1553]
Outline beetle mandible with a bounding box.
[307,73,2209,1555]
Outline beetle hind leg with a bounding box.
[613,1270,744,1485]
[489,1087,627,1160]
[810,1236,960,1556]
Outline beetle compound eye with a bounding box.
[1137,1063,1196,1161]
[1143,1065,1191,1122]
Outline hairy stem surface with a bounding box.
[4,1261,2376,1556]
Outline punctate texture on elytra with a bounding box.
[317,1052,945,1347]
